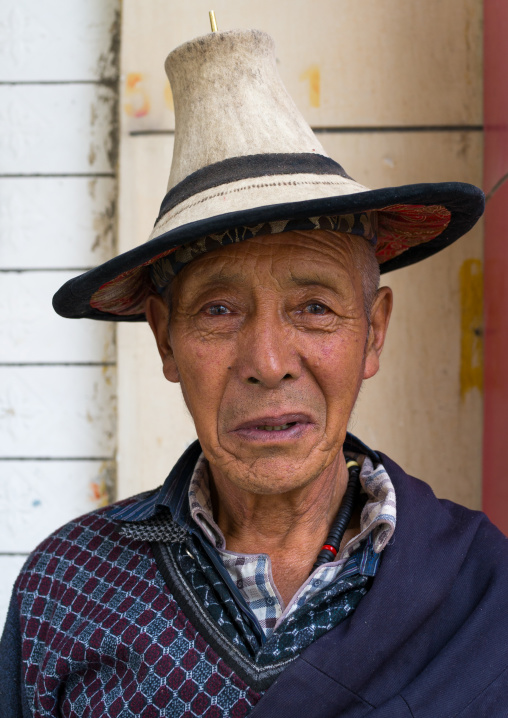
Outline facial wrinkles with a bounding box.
[168,233,370,493]
[175,245,365,333]
[290,229,379,315]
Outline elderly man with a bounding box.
[1,27,507,718]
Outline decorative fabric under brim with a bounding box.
[90,203,450,316]
[150,210,377,292]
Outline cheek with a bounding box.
[172,337,234,429]
[305,334,366,402]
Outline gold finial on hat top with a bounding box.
[209,11,218,32]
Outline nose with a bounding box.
[238,309,302,389]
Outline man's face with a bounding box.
[146,231,391,495]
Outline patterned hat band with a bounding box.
[149,212,377,292]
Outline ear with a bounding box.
[363,286,393,380]
[144,293,180,383]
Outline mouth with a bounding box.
[255,422,296,431]
[230,414,314,442]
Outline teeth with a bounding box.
[257,423,292,431]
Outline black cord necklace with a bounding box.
[310,459,361,574]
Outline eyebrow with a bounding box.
[192,271,246,288]
[290,275,335,287]
[288,270,350,294]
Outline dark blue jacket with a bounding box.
[250,453,508,717]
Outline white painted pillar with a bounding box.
[0,0,120,627]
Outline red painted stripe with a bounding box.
[483,0,508,534]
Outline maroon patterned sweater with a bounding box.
[13,507,263,717]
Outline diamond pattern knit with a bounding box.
[15,485,379,716]
[17,508,262,717]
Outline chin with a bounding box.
[227,456,323,495]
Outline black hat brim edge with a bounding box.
[53,181,485,321]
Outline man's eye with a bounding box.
[207,304,230,315]
[304,303,328,315]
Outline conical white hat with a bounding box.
[150,30,368,243]
[53,29,484,320]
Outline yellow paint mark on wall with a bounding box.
[300,65,321,108]
[460,258,483,399]
[124,72,150,118]
[164,81,175,112]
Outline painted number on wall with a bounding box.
[124,66,321,118]
[124,73,150,118]
[300,65,321,108]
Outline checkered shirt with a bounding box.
[188,452,396,635]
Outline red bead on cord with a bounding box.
[320,544,338,558]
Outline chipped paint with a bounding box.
[460,258,483,399]
[90,481,105,505]
[91,191,116,253]
[90,102,98,127]
[96,4,121,85]
[88,144,97,166]
[102,364,113,385]
[94,85,119,172]
[105,6,120,174]
[90,469,114,509]
[300,65,321,108]
[95,461,117,506]
[88,177,97,200]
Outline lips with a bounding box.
[230,413,314,442]
[233,413,312,431]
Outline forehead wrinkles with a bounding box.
[172,230,363,304]
[239,235,360,297]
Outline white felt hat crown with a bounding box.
[167,29,327,187]
[150,29,368,241]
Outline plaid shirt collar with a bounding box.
[188,452,396,556]
[186,448,395,634]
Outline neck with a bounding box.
[208,452,359,605]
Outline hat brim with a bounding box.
[53,181,484,321]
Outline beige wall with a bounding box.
[117,0,483,507]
